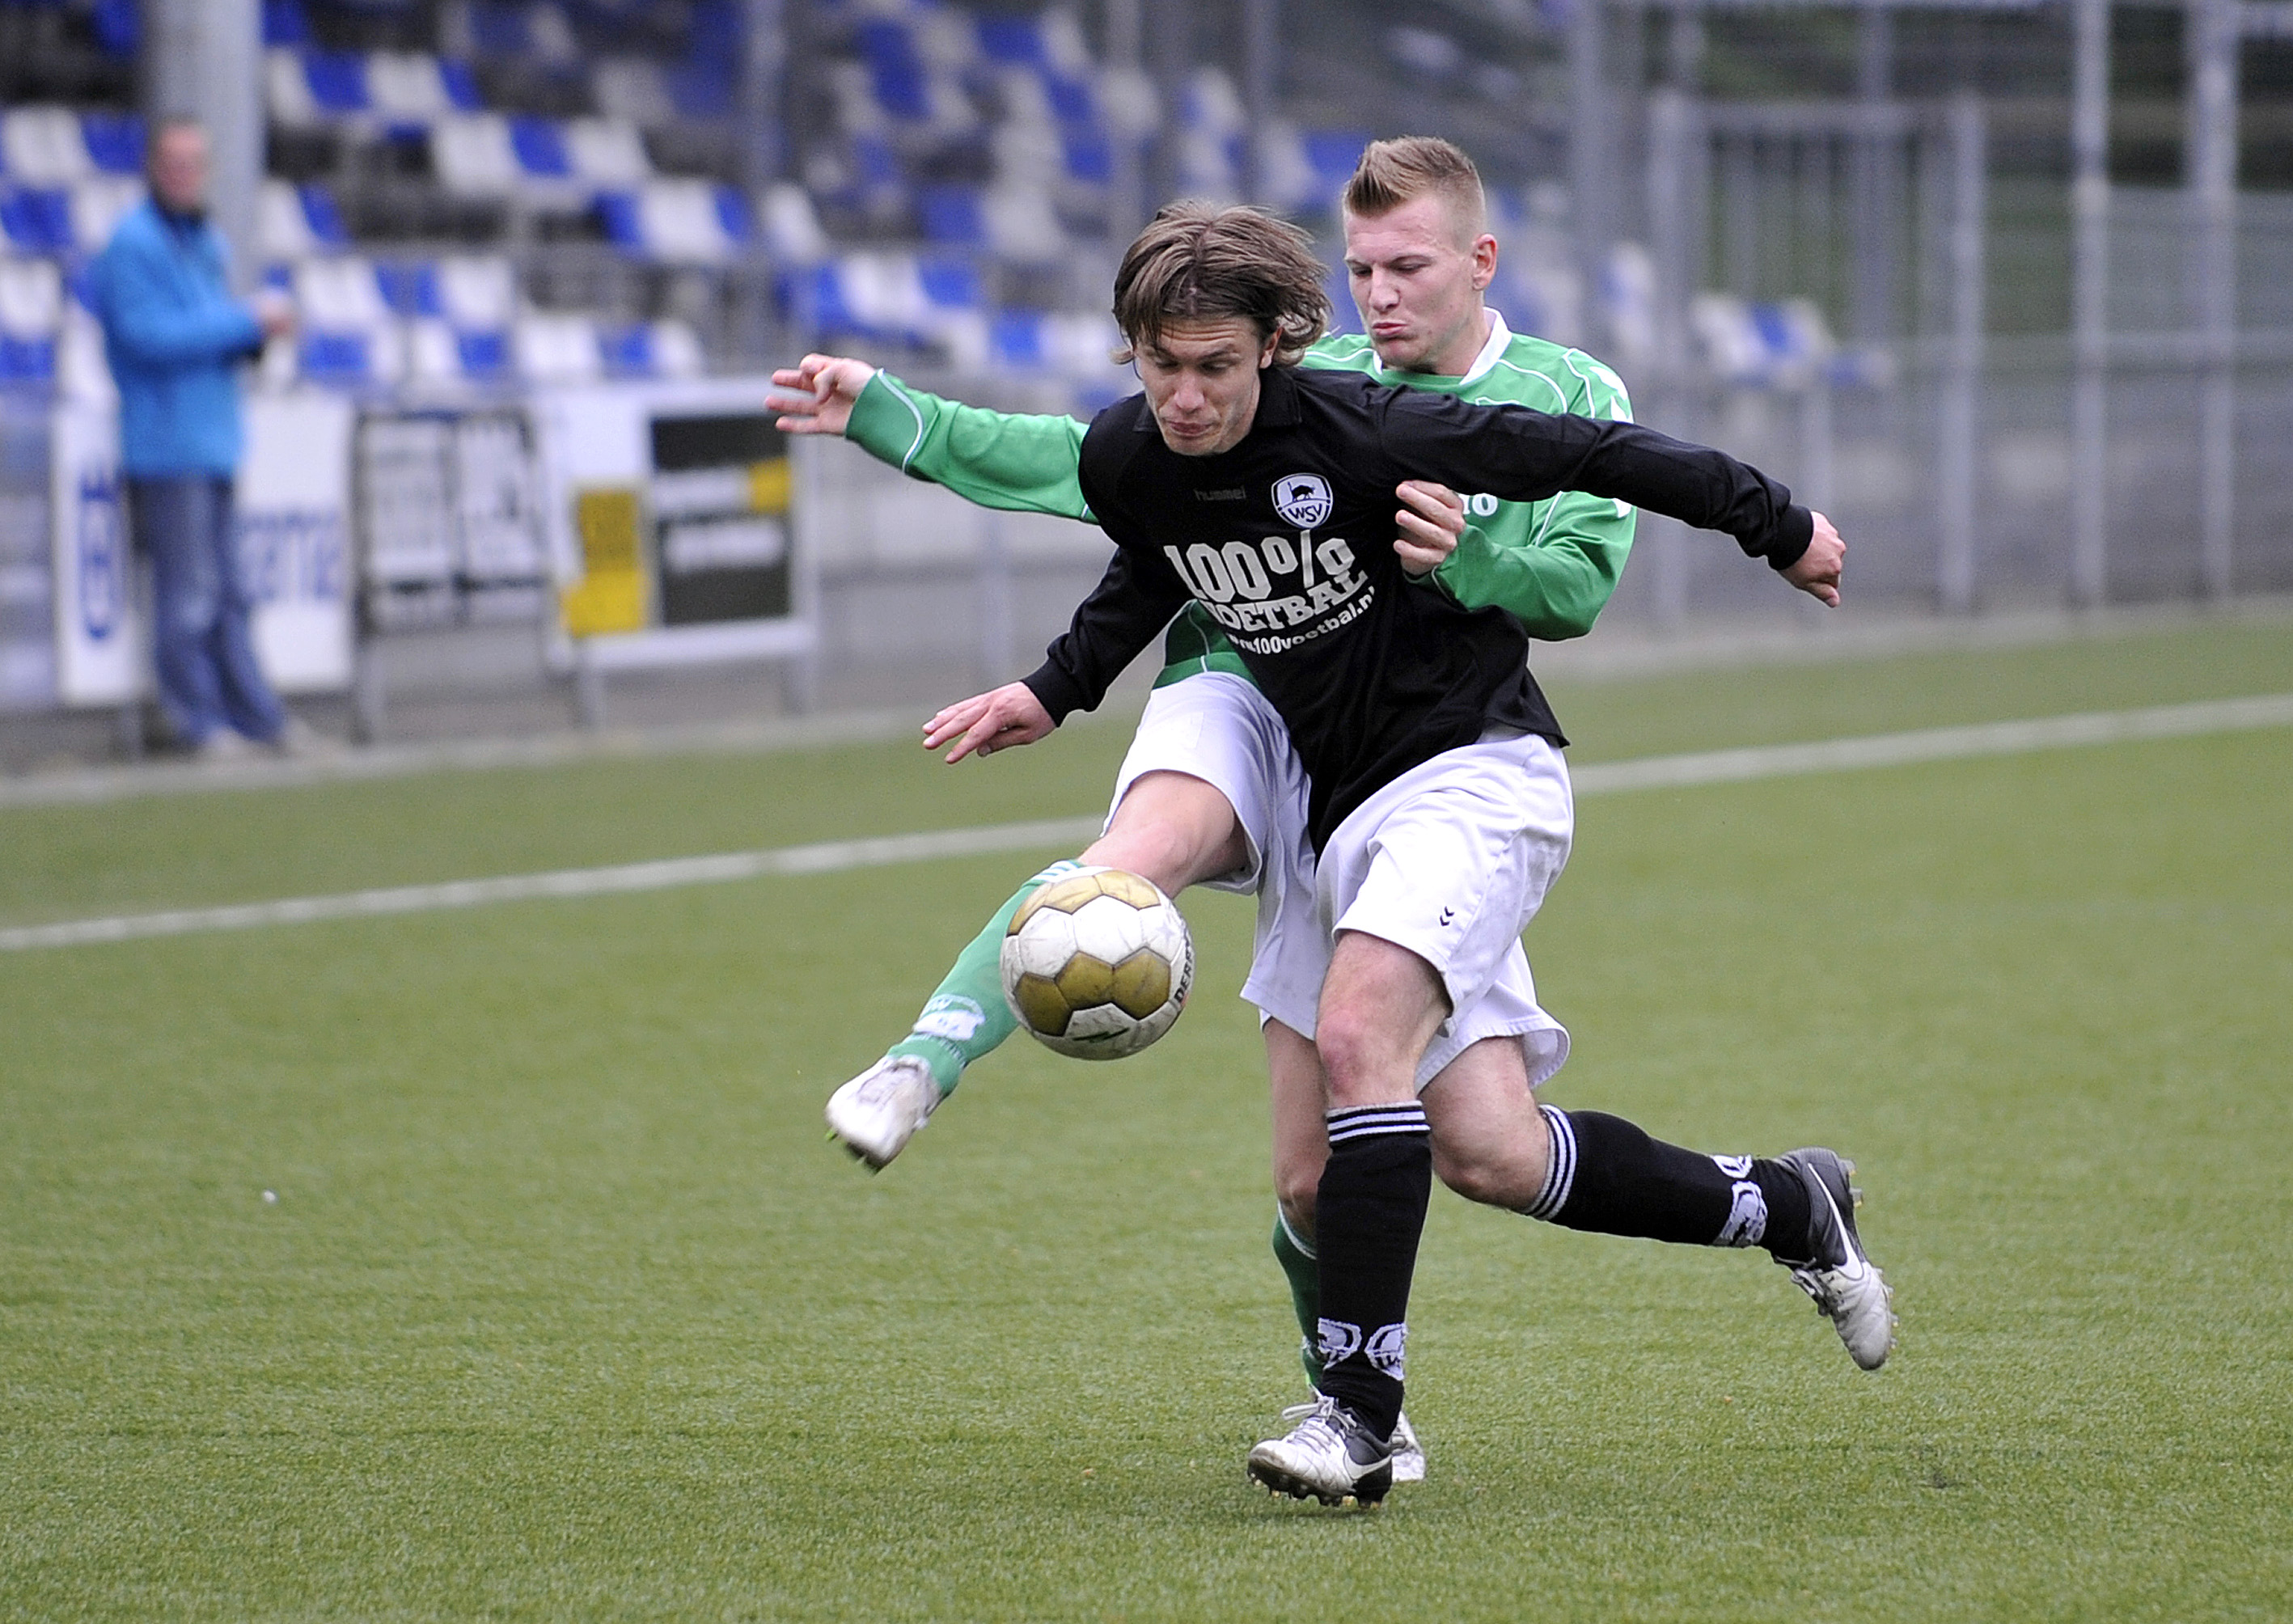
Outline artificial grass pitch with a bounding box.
[2,623,2290,1621]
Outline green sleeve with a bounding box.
[1431,353,1638,641]
[843,370,1095,522]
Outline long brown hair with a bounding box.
[1111,202,1330,366]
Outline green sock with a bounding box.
[885,860,1084,1096]
[1271,1207,1324,1389]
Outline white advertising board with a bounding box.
[49,400,136,706]
[239,390,354,693]
[49,391,355,707]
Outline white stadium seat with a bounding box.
[0,256,62,338]
[430,114,521,199]
[2,106,93,187]
[514,313,601,383]
[436,256,517,328]
[68,177,144,254]
[566,118,650,188]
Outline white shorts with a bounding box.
[1248,729,1575,1093]
[1106,671,1311,899]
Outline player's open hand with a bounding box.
[1394,480,1464,578]
[924,681,1056,763]
[1783,510,1846,607]
[768,354,878,438]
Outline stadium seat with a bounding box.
[293,256,394,333]
[429,113,520,199]
[257,180,349,260]
[67,176,143,252]
[599,318,703,379]
[565,117,650,189]
[597,180,747,265]
[78,112,145,176]
[374,260,442,320]
[593,57,675,127]
[981,184,1064,264]
[513,312,602,383]
[262,0,311,49]
[0,188,73,256]
[0,254,61,387]
[759,182,827,264]
[917,184,984,248]
[435,255,517,329]
[296,326,403,390]
[2,106,92,187]
[368,52,483,129]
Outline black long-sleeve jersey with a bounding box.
[1022,365,1814,851]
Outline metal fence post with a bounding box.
[2190,0,2240,602]
[1936,95,1986,615]
[2070,0,2111,607]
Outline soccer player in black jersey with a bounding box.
[922,204,1886,1507]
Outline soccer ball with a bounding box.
[1001,867,1195,1059]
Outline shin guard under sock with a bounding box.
[1314,1103,1431,1442]
[1271,1208,1323,1387]
[885,860,1083,1093]
[1525,1106,1813,1257]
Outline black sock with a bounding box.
[1525,1106,1813,1258]
[1313,1103,1431,1443]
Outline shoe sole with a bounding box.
[1246,1457,1392,1508]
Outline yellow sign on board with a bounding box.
[561,486,649,636]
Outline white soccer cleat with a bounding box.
[1776,1148,1897,1371]
[1273,1401,1424,1486]
[1247,1394,1394,1507]
[1389,1408,1427,1485]
[824,1055,941,1170]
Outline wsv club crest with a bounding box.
[1272,473,1333,530]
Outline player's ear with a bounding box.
[1258,326,1280,368]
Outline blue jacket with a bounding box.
[91,200,263,476]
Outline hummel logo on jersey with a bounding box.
[1194,487,1246,501]
[1438,907,1456,927]
[1272,473,1333,528]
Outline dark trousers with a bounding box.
[127,474,286,746]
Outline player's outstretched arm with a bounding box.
[768,354,1095,521]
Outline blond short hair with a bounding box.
[1342,136,1489,243]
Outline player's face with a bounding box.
[1132,319,1280,457]
[1343,195,1498,378]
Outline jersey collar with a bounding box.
[1373,307,1512,389]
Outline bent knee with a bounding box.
[1432,1138,1547,1211]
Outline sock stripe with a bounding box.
[1275,1203,1317,1261]
[1326,1102,1429,1146]
[1524,1103,1577,1220]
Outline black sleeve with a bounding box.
[1373,388,1816,570]
[1021,542,1192,724]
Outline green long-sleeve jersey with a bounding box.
[840,310,1637,688]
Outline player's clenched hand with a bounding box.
[924,681,1056,763]
[1394,480,1464,578]
[768,354,878,438]
[1783,510,1846,607]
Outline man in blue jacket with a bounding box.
[91,117,299,755]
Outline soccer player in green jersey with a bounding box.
[772,140,1891,1484]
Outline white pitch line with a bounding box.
[1568,691,2293,795]
[0,816,1102,954]
[4,693,2289,956]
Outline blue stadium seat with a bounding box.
[508,117,572,182]
[1061,129,1112,185]
[303,50,374,118]
[989,309,1047,370]
[374,261,442,319]
[298,329,379,387]
[0,332,56,387]
[975,16,1045,67]
[1305,131,1371,191]
[918,185,984,248]
[916,255,981,314]
[0,190,72,256]
[262,0,310,48]
[455,328,511,382]
[79,112,144,176]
